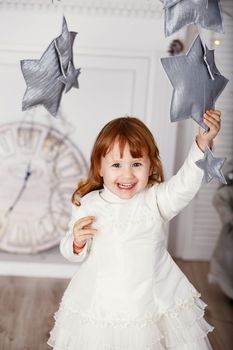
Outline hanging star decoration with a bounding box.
[196,146,227,184]
[54,16,77,74]
[161,0,224,37]
[161,35,228,131]
[160,0,184,9]
[59,61,81,93]
[21,16,81,117]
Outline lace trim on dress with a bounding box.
[47,292,214,350]
[58,288,203,328]
[165,289,202,319]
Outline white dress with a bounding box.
[48,142,213,350]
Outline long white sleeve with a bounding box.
[59,205,91,263]
[156,141,204,222]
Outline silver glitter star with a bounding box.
[162,0,223,37]
[161,35,228,131]
[21,41,64,117]
[21,16,80,117]
[59,61,81,93]
[54,16,77,75]
[203,45,221,80]
[196,146,227,184]
[160,0,183,9]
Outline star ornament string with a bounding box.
[21,16,81,117]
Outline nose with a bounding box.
[121,164,134,178]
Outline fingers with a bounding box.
[197,109,221,151]
[74,232,95,246]
[73,216,97,246]
[75,233,95,243]
[203,109,221,132]
[205,109,221,122]
[74,216,95,229]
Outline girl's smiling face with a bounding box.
[99,141,151,199]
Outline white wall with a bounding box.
[0,0,182,276]
[0,1,180,177]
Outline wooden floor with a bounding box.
[0,260,232,350]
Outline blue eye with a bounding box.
[112,163,121,168]
[132,162,142,167]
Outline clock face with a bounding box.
[0,122,87,253]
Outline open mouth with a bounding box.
[117,183,136,189]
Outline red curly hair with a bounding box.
[72,117,164,206]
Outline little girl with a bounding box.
[48,110,221,350]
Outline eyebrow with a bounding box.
[107,156,144,162]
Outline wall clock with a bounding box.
[0,121,87,253]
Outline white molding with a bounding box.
[0,261,77,278]
[0,43,154,59]
[0,246,77,278]
[0,42,175,176]
[0,0,163,17]
[0,43,152,115]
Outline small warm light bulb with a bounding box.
[213,39,221,46]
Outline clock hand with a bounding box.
[6,162,32,216]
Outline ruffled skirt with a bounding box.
[48,295,213,350]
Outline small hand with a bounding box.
[73,216,97,250]
[196,109,221,152]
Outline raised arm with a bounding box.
[156,141,203,221]
[156,109,221,222]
